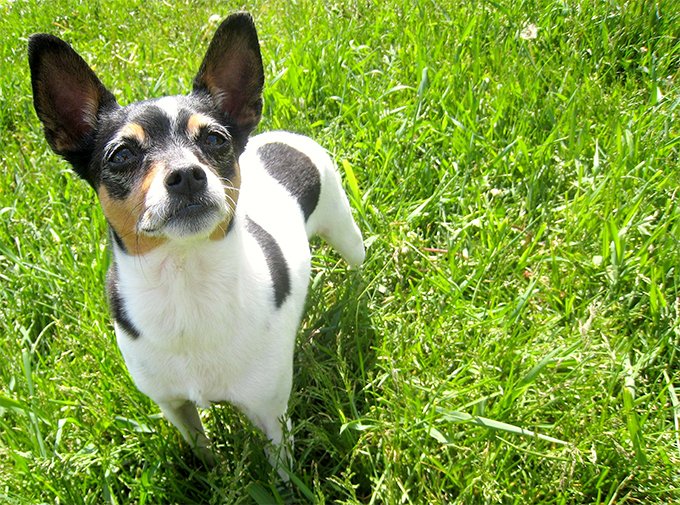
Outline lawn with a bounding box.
[1,0,678,503]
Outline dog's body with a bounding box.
[112,130,364,465]
[28,13,364,475]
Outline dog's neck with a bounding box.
[112,215,244,287]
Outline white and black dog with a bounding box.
[28,12,364,477]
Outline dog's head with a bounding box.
[28,13,264,254]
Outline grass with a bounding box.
[1,0,679,502]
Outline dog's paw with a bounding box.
[195,445,217,469]
[265,444,292,482]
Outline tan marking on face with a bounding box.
[140,160,161,194]
[186,113,213,138]
[119,122,147,146]
[98,162,166,255]
[210,163,241,242]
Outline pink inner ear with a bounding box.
[200,39,262,130]
[209,60,256,117]
[46,68,100,146]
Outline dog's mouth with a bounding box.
[138,197,229,238]
[171,202,210,220]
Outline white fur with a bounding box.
[113,131,364,473]
[154,96,180,122]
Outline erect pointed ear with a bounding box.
[28,34,118,180]
[193,12,264,146]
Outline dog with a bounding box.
[28,12,365,478]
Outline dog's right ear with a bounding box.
[28,34,118,182]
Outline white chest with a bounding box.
[113,212,310,406]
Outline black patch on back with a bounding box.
[106,265,140,339]
[245,217,290,308]
[258,142,320,221]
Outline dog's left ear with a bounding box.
[193,12,264,147]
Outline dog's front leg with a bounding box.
[158,400,215,467]
[239,403,293,481]
[263,416,293,482]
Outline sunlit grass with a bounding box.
[1,0,678,503]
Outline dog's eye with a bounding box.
[109,146,135,165]
[203,131,226,148]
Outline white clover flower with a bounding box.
[520,23,538,40]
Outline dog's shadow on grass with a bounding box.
[139,261,376,502]
[290,262,377,490]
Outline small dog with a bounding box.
[28,12,364,477]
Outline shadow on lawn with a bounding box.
[291,267,377,497]
[135,267,377,503]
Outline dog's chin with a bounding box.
[164,205,229,240]
[140,201,230,241]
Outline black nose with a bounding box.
[164,165,207,195]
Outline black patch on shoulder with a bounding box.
[245,217,290,308]
[258,142,321,221]
[106,265,140,339]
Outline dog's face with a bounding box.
[92,95,240,252]
[28,13,264,254]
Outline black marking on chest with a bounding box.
[257,142,321,221]
[109,226,127,254]
[106,265,140,339]
[245,217,291,308]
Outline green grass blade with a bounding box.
[436,408,569,446]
